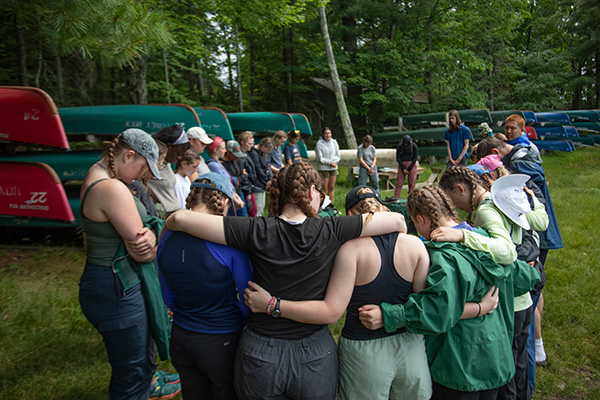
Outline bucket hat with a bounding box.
[491,174,532,230]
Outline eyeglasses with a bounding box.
[316,186,326,208]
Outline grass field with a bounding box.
[1,147,599,399]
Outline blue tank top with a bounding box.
[342,232,413,340]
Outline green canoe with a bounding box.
[227,112,296,134]
[400,112,447,127]
[458,109,492,124]
[59,104,201,135]
[193,107,234,140]
[490,110,525,123]
[0,151,102,182]
[373,127,447,144]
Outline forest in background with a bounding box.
[1,0,600,143]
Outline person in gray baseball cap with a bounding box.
[79,128,181,400]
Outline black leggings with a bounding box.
[170,324,242,400]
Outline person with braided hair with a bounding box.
[166,162,408,400]
[157,173,252,400]
[359,185,540,400]
[437,166,548,400]
[243,185,433,400]
[79,129,182,400]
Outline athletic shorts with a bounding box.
[337,332,432,400]
[319,169,339,178]
[234,326,338,400]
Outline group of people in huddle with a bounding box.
[78,113,560,400]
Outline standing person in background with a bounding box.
[186,127,212,181]
[357,135,379,191]
[315,127,341,202]
[148,125,190,217]
[444,110,471,169]
[284,129,302,164]
[79,129,181,400]
[173,150,200,210]
[394,135,419,199]
[206,136,245,213]
[251,137,274,216]
[269,130,287,174]
[238,132,260,217]
[158,173,252,400]
[222,140,251,217]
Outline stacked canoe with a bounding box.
[376,108,599,156]
[0,87,314,227]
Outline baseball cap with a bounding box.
[191,173,236,216]
[186,127,213,145]
[122,128,161,179]
[491,174,532,230]
[345,185,384,214]
[226,140,245,158]
[467,164,491,177]
[477,154,503,171]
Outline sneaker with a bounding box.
[156,370,180,384]
[149,380,181,400]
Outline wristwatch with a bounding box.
[271,298,282,318]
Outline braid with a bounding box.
[186,179,227,214]
[406,186,440,231]
[349,187,381,221]
[105,137,120,179]
[102,136,135,180]
[439,166,484,224]
[269,162,321,217]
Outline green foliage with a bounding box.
[3,0,600,135]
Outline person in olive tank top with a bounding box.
[78,129,181,400]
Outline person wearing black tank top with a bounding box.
[243,186,432,400]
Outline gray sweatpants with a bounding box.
[234,326,338,400]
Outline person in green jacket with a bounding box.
[359,185,540,400]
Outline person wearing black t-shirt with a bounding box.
[166,162,407,400]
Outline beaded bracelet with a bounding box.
[266,296,277,315]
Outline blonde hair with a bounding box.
[348,187,382,223]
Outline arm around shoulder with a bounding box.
[359,211,407,237]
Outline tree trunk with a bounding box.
[127,56,148,104]
[595,42,600,108]
[235,24,243,112]
[55,49,64,104]
[196,60,205,98]
[163,50,171,103]
[319,6,357,149]
[15,12,28,86]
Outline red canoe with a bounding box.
[0,161,75,222]
[0,86,70,150]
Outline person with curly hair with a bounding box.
[165,162,408,399]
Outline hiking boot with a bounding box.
[156,370,180,384]
[149,380,181,400]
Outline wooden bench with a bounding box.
[349,166,425,190]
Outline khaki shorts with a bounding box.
[319,169,339,178]
[338,332,432,400]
